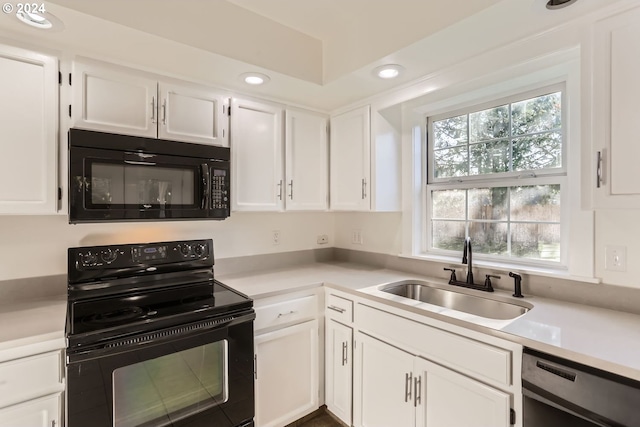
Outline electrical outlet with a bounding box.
[605,245,626,272]
[317,234,328,244]
[352,230,363,245]
[272,230,280,245]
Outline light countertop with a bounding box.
[0,295,67,363]
[219,261,640,382]
[3,261,640,383]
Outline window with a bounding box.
[426,86,565,265]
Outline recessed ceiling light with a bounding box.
[240,72,271,86]
[373,64,404,79]
[546,0,578,10]
[15,10,64,30]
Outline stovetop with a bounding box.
[66,239,253,350]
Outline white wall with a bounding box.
[333,212,402,255]
[595,211,640,288]
[0,213,334,281]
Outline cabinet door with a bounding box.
[0,45,57,214]
[158,82,229,146]
[285,109,328,211]
[414,358,511,427]
[231,98,284,211]
[255,320,319,427]
[353,332,415,427]
[72,61,158,138]
[592,7,640,208]
[0,393,60,427]
[325,319,352,425]
[330,106,370,211]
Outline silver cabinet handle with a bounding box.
[162,98,167,125]
[405,372,413,403]
[596,150,603,188]
[327,305,346,313]
[414,375,422,407]
[150,96,156,123]
[342,341,348,366]
[277,180,283,200]
[288,180,293,200]
[277,310,297,318]
[361,178,367,199]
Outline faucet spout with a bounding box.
[463,237,474,285]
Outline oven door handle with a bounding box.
[201,164,210,210]
[68,310,255,364]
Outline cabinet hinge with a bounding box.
[58,187,62,201]
[68,105,72,118]
[68,73,72,85]
[510,408,516,425]
[58,71,62,85]
[227,106,231,117]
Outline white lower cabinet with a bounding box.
[354,333,511,427]
[354,332,415,427]
[0,393,61,427]
[415,358,511,427]
[255,319,319,427]
[325,319,352,425]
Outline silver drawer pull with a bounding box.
[328,305,346,313]
[277,310,297,318]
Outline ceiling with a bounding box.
[48,0,502,84]
[0,0,615,110]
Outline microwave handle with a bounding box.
[201,164,210,210]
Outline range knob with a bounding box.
[194,244,207,257]
[80,251,98,267]
[101,249,118,264]
[179,244,192,256]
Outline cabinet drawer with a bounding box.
[357,304,512,386]
[326,293,353,323]
[0,351,62,409]
[255,295,317,332]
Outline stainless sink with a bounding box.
[380,281,531,320]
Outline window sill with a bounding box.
[399,253,601,284]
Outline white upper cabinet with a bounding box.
[591,6,640,208]
[72,61,157,138]
[0,44,58,214]
[285,109,328,211]
[158,82,228,146]
[231,99,329,212]
[231,97,284,211]
[330,105,371,211]
[72,60,229,146]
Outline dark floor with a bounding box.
[285,407,344,427]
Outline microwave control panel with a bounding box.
[211,169,229,211]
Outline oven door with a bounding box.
[66,314,254,427]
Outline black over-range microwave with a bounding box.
[69,129,230,223]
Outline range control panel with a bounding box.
[69,239,213,270]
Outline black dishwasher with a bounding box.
[523,348,640,427]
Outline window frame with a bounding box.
[424,83,568,269]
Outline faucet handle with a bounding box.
[443,268,457,284]
[509,272,524,298]
[484,274,500,292]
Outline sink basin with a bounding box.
[380,281,530,320]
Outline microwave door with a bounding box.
[71,148,210,222]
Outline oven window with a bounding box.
[91,162,196,206]
[113,340,228,427]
